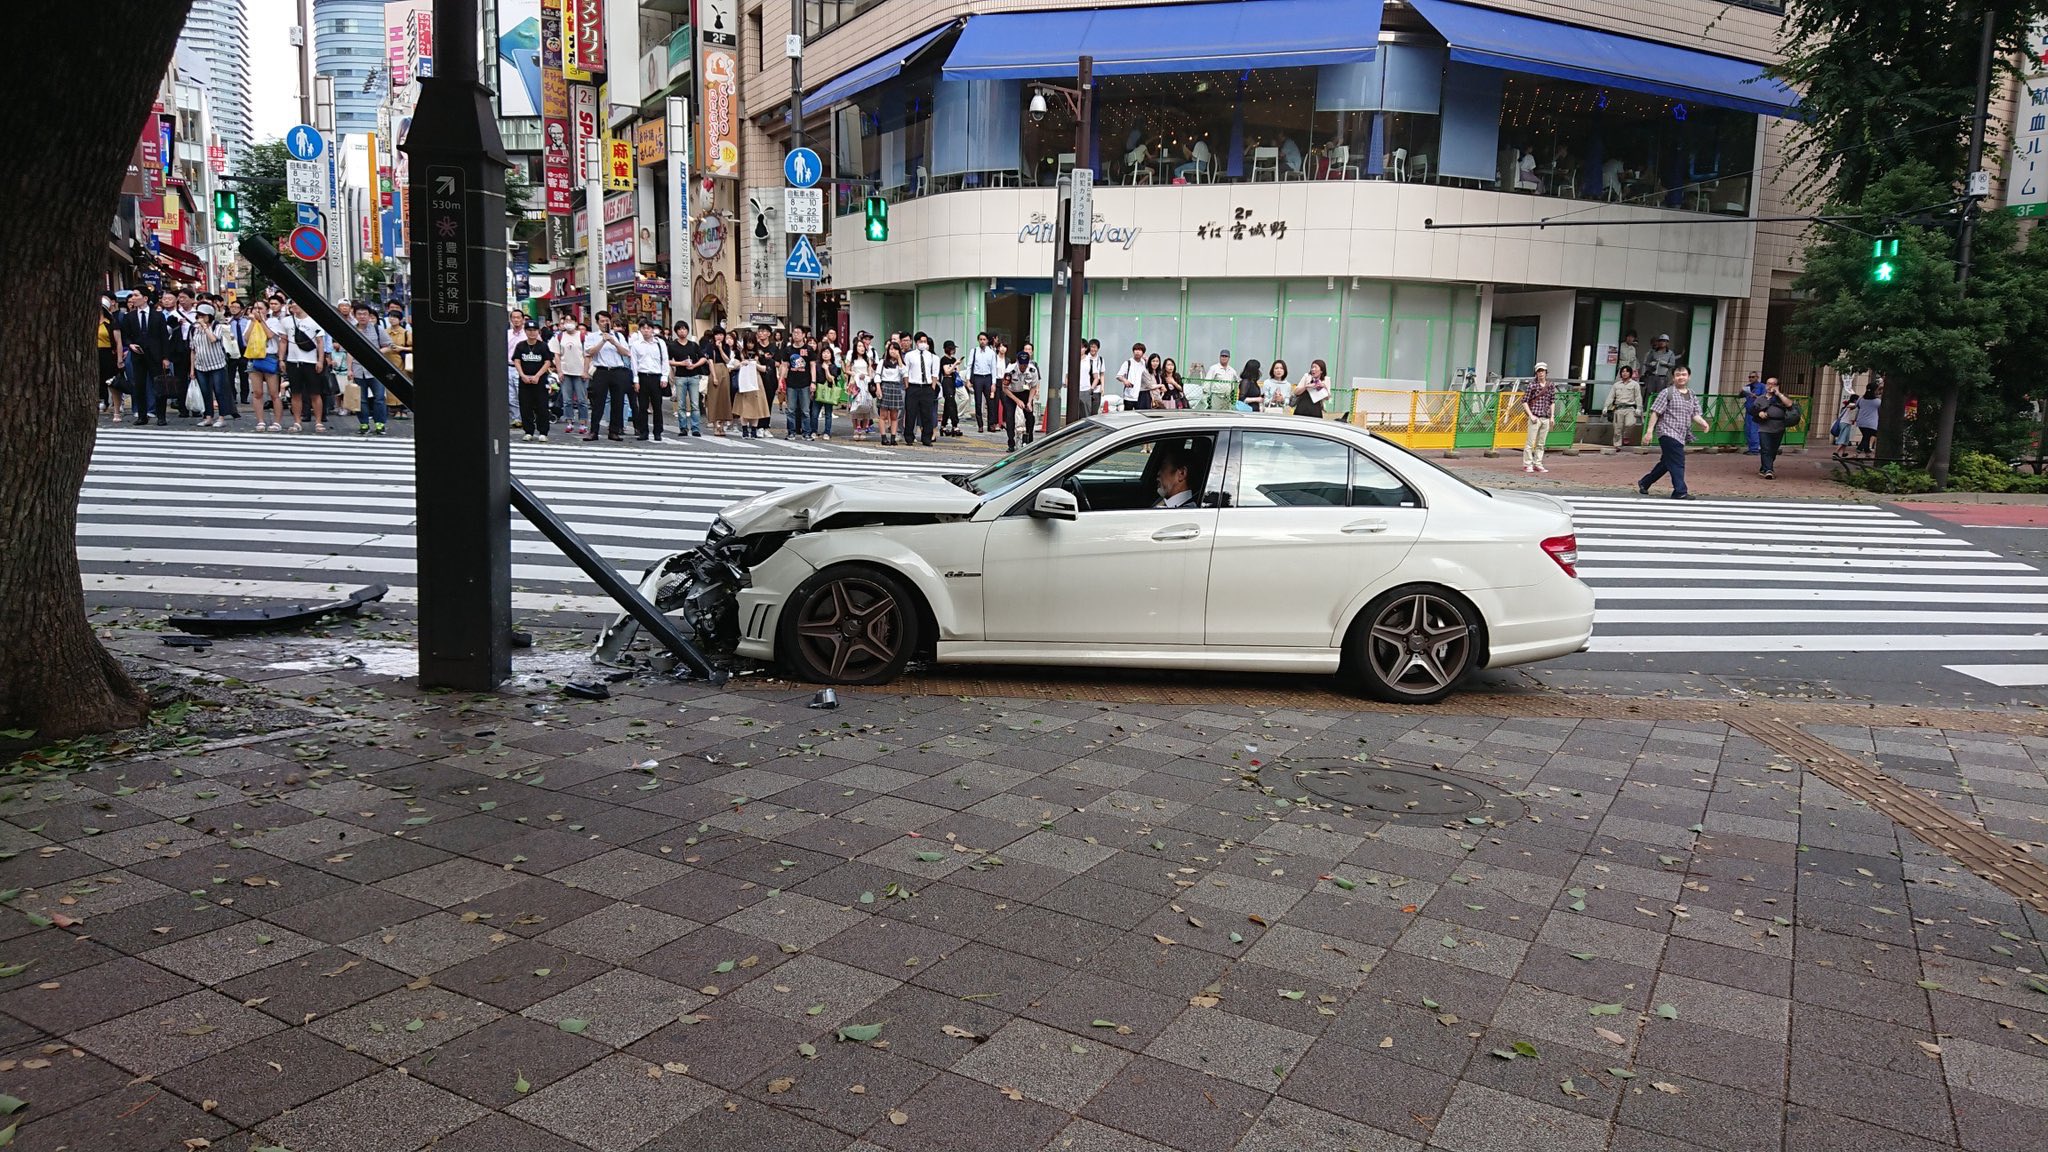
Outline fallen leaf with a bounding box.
[942,1025,979,1039]
[1561,1078,1586,1099]
[1652,1081,1683,1095]
[1379,1036,1395,1048]
[997,1085,1024,1101]
[664,1062,690,1074]
[1654,1004,1678,1020]
[836,1023,883,1043]
[1595,1027,1628,1046]
[1590,1003,1624,1016]
[514,1072,531,1094]
[888,1109,909,1125]
[1153,934,1178,947]
[766,1077,795,1094]
[558,1018,590,1034]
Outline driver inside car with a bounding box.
[1152,446,1194,508]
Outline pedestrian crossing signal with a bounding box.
[864,195,888,241]
[213,189,240,232]
[1870,237,1899,284]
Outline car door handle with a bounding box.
[1342,519,1390,534]
[1152,524,1201,541]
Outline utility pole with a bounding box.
[586,146,607,317]
[786,0,806,331]
[401,0,512,689]
[315,74,340,299]
[1931,5,2000,488]
[1064,56,1093,426]
[295,0,314,128]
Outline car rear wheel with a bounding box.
[780,566,919,685]
[1348,585,1478,704]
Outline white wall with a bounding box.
[1491,289,1576,380]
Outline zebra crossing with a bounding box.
[76,426,964,617]
[73,431,2048,687]
[1563,494,2048,685]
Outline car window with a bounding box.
[1234,432,1350,508]
[1065,433,1218,512]
[1351,451,1421,508]
[962,420,1115,498]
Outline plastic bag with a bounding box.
[185,379,205,412]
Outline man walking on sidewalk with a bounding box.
[1741,370,1766,455]
[1638,366,1711,499]
[1518,362,1559,473]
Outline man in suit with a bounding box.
[118,290,171,425]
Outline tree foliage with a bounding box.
[236,139,321,296]
[1777,0,2048,465]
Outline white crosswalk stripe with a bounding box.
[76,427,966,614]
[1564,495,2048,662]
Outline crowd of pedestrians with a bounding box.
[99,287,410,433]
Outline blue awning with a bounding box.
[807,23,957,109]
[1405,0,1798,117]
[941,0,1381,80]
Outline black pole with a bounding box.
[397,0,511,689]
[1063,55,1093,427]
[787,0,806,331]
[1931,4,2000,488]
[240,234,721,681]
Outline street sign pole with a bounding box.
[1064,56,1094,427]
[786,0,807,331]
[401,0,513,690]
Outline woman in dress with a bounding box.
[703,329,735,435]
[876,343,907,445]
[731,330,771,436]
[1236,358,1264,412]
[1264,359,1293,412]
[846,334,875,440]
[811,342,842,440]
[1293,358,1330,419]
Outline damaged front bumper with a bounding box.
[591,524,760,667]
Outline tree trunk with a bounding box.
[0,1,196,738]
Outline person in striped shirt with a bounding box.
[1637,366,1711,499]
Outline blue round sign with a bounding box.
[287,225,327,262]
[783,147,822,189]
[285,124,325,162]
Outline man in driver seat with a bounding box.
[1153,445,1194,508]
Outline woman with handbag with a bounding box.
[811,343,844,439]
[1829,392,1857,459]
[97,299,125,422]
[847,336,876,440]
[243,300,284,431]
[876,343,907,445]
[730,331,771,437]
[190,303,238,427]
[1234,359,1264,412]
[1159,358,1187,409]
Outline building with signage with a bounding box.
[736,0,1826,408]
[174,0,253,169]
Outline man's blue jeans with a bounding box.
[356,377,388,427]
[1639,435,1690,497]
[785,384,812,436]
[676,374,703,434]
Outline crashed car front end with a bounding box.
[591,517,795,667]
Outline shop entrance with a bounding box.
[983,291,1032,351]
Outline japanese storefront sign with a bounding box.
[605,136,636,191]
[698,44,738,178]
[604,217,636,286]
[573,0,606,75]
[634,119,666,166]
[2007,19,2048,216]
[542,3,572,215]
[561,0,591,82]
[1019,210,1139,250]
[1195,207,1289,241]
[571,82,599,174]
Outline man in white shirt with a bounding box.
[1075,339,1104,420]
[279,300,331,430]
[903,332,941,446]
[1117,342,1151,410]
[1203,350,1236,411]
[584,311,633,441]
[629,318,671,441]
[968,332,999,432]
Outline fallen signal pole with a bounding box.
[238,234,724,683]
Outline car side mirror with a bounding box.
[1030,488,1078,520]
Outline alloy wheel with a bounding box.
[793,575,905,681]
[1366,593,1473,697]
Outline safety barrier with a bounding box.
[1355,389,1579,451]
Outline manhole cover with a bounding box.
[1260,760,1518,821]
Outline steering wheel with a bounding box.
[1063,477,1092,513]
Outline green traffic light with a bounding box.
[212,189,240,232]
[863,195,888,241]
[1874,261,1895,282]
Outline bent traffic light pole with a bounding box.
[239,234,722,682]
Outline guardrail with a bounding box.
[1342,388,1809,451]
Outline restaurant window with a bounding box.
[1494,74,1756,213]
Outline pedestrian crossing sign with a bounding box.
[785,235,823,281]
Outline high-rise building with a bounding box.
[174,0,252,167]
[313,0,386,135]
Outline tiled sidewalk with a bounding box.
[3,647,2045,1152]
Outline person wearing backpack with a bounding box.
[280,299,331,431]
[1748,376,1800,480]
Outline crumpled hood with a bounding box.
[717,473,982,535]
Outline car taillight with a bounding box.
[1541,534,1579,577]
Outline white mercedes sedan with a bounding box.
[597,411,1593,703]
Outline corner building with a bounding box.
[738,0,1816,409]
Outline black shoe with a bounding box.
[921,440,934,447]
[636,435,650,441]
[653,435,663,442]
[582,435,599,442]
[1672,492,1695,500]
[609,434,624,441]
[156,418,168,426]
[133,418,148,426]
[1637,484,1650,495]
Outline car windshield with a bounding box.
[958,420,1117,497]
[1367,430,1492,497]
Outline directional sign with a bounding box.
[425,166,469,323]
[284,124,325,162]
[783,186,823,234]
[287,224,328,262]
[1068,167,1095,246]
[295,202,321,227]
[286,160,324,204]
[783,147,821,189]
[784,234,823,280]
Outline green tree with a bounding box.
[354,258,393,302]
[235,139,321,296]
[1777,0,2048,475]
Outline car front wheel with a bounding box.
[780,566,920,685]
[1348,585,1478,704]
